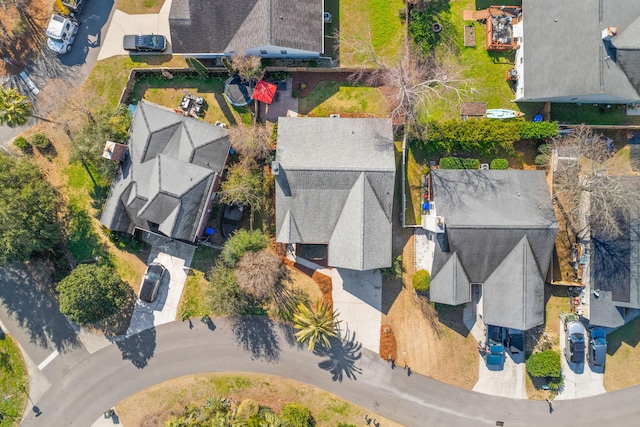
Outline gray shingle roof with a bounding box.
[275,118,395,270]
[100,101,230,242]
[169,0,323,55]
[522,0,640,101]
[588,177,640,327]
[429,170,557,330]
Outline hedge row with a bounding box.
[439,157,480,169]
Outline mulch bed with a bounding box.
[379,324,398,363]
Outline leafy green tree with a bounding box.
[218,160,265,230]
[71,106,132,180]
[220,229,268,267]
[293,301,340,351]
[0,87,32,127]
[207,260,254,315]
[526,350,561,378]
[279,403,311,427]
[412,270,431,293]
[0,154,61,265]
[57,264,133,325]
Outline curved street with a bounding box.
[14,317,640,427]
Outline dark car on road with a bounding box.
[139,262,166,302]
[123,34,166,52]
[564,320,586,364]
[221,204,244,239]
[589,327,607,366]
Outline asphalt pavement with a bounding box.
[11,316,640,427]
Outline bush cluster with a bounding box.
[29,132,51,149]
[490,158,509,169]
[424,119,521,156]
[520,121,559,140]
[526,350,561,378]
[413,270,431,293]
[280,402,312,427]
[439,157,480,169]
[13,136,31,153]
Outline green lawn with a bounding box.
[0,335,29,426]
[604,316,640,391]
[177,246,220,320]
[298,81,389,117]
[340,0,405,66]
[117,0,165,14]
[550,103,640,125]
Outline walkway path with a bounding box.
[17,317,640,427]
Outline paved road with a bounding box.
[12,316,640,427]
[0,0,118,146]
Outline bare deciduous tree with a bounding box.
[229,122,274,162]
[218,159,265,230]
[553,125,637,238]
[338,27,467,132]
[230,53,265,83]
[236,248,285,300]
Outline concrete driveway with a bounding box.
[98,0,173,60]
[126,236,195,336]
[556,319,606,400]
[473,350,527,399]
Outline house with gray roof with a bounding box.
[425,170,558,331]
[100,101,230,243]
[169,0,324,58]
[588,177,640,328]
[274,117,395,271]
[514,0,640,103]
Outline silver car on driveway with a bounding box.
[564,320,586,364]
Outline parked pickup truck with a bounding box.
[123,34,167,52]
[46,14,80,54]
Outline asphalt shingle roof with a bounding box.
[100,101,230,242]
[275,118,395,270]
[169,0,323,55]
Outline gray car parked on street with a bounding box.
[564,320,586,364]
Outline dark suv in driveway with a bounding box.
[564,320,586,364]
[588,327,607,366]
[139,262,166,302]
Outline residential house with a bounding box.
[100,101,230,243]
[169,0,324,58]
[274,117,395,270]
[514,0,640,103]
[425,170,558,331]
[588,177,640,327]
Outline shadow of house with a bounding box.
[515,1,640,104]
[100,101,230,244]
[427,170,558,331]
[169,0,324,59]
[274,117,396,271]
[589,177,640,328]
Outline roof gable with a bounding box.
[430,253,471,306]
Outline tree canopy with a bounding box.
[57,264,133,325]
[525,350,561,378]
[0,154,62,265]
[0,87,32,127]
[218,163,266,230]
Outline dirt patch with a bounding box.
[379,324,398,363]
[282,258,333,306]
[0,0,52,76]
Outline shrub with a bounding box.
[490,158,509,170]
[186,57,209,78]
[221,229,268,267]
[236,399,260,420]
[280,403,312,427]
[381,254,403,280]
[526,350,561,378]
[520,121,559,140]
[207,261,253,315]
[413,270,431,293]
[13,136,31,153]
[424,119,521,156]
[535,143,552,167]
[439,157,480,169]
[29,132,51,149]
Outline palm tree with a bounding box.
[293,300,340,351]
[0,87,32,127]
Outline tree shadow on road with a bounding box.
[231,316,280,362]
[115,327,156,369]
[0,264,81,353]
[313,328,362,382]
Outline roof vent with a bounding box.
[271,161,280,175]
[602,27,618,39]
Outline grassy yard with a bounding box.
[604,316,640,391]
[550,104,640,126]
[0,334,29,426]
[116,373,401,426]
[298,81,389,117]
[340,0,405,66]
[178,246,220,320]
[117,0,165,14]
[83,55,187,110]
